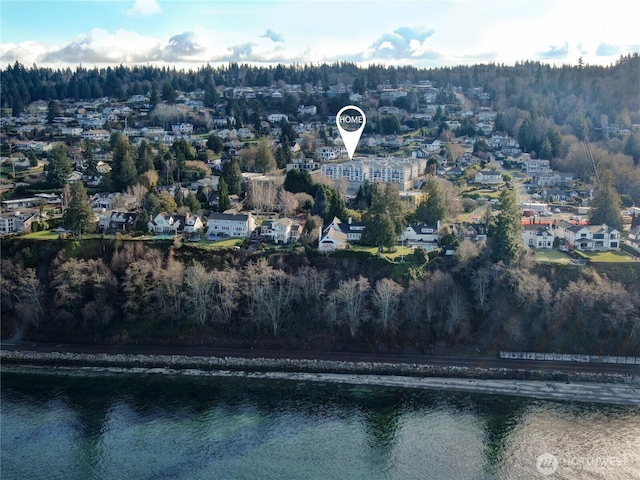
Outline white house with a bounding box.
[261,217,301,244]
[81,129,110,142]
[552,220,620,251]
[171,123,194,135]
[524,158,552,175]
[207,212,256,238]
[318,227,348,252]
[324,217,366,242]
[404,222,440,244]
[474,170,503,184]
[267,114,288,123]
[0,211,38,235]
[182,214,204,234]
[297,105,317,116]
[523,225,555,249]
[147,213,181,234]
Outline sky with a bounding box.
[1,0,639,70]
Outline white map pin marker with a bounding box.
[336,105,366,161]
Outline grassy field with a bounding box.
[349,244,415,260]
[189,237,242,250]
[578,250,639,263]
[22,230,60,240]
[532,249,572,264]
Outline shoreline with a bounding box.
[4,363,640,406]
[2,348,640,406]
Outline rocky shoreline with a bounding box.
[2,349,640,405]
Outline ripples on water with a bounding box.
[1,369,639,480]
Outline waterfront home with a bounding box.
[522,225,555,249]
[148,213,181,235]
[552,220,620,251]
[206,212,256,238]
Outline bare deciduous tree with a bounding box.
[184,261,213,326]
[211,269,240,324]
[330,276,370,337]
[244,259,296,336]
[14,268,45,328]
[277,187,299,216]
[296,265,328,304]
[372,278,404,332]
[246,180,277,217]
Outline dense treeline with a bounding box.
[2,239,639,355]
[3,55,639,135]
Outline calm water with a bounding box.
[1,369,639,480]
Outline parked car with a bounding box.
[540,211,553,217]
[553,208,561,213]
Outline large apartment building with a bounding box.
[320,157,426,191]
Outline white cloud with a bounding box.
[126,0,161,17]
[260,29,284,43]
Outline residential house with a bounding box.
[182,214,204,235]
[148,212,181,234]
[0,211,38,235]
[207,212,256,238]
[171,123,194,136]
[404,222,440,244]
[473,170,503,184]
[535,172,575,187]
[523,225,555,249]
[464,223,487,242]
[524,159,552,175]
[627,226,640,250]
[324,217,366,242]
[267,114,288,123]
[108,211,138,232]
[81,129,110,142]
[552,220,620,251]
[261,217,302,244]
[318,226,348,252]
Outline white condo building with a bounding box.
[320,157,426,191]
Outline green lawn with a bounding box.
[533,249,572,264]
[189,237,242,250]
[578,250,638,263]
[22,230,60,240]
[349,244,415,260]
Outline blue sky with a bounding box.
[1,0,639,69]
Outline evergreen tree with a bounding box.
[63,182,95,238]
[255,138,276,173]
[162,79,176,104]
[206,133,223,154]
[488,188,522,264]
[82,142,98,176]
[311,184,328,219]
[623,134,640,166]
[111,134,138,192]
[185,191,201,213]
[416,178,447,225]
[283,169,314,195]
[46,100,61,124]
[546,127,562,158]
[46,144,72,187]
[136,140,154,174]
[221,158,242,195]
[217,178,231,212]
[361,190,396,251]
[590,170,623,231]
[539,138,553,160]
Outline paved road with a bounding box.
[2,341,638,376]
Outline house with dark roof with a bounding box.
[522,225,555,249]
[108,211,138,232]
